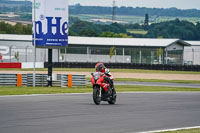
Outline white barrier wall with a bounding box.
[62,54,131,63]
[22,62,44,68]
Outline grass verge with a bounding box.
[114,78,200,84]
[0,68,200,74]
[0,85,200,96]
[154,128,200,133]
[86,77,200,84]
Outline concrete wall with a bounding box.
[60,54,131,63]
[22,62,44,68]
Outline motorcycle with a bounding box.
[91,72,117,105]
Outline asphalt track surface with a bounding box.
[115,81,200,88]
[0,92,200,133]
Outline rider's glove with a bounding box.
[104,68,110,76]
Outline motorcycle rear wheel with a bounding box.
[93,87,101,105]
[108,88,117,104]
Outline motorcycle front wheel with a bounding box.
[93,87,101,105]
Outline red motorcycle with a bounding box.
[91,72,117,105]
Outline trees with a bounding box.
[70,21,128,37]
[1,18,200,40]
[79,29,99,37]
[0,21,31,35]
[145,19,200,40]
[69,6,200,17]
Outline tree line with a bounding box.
[1,1,200,18]
[70,5,200,17]
[0,22,31,34]
[146,19,200,40]
[1,18,200,40]
[69,18,200,40]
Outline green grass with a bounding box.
[127,29,147,34]
[0,85,200,96]
[1,68,200,75]
[86,77,200,84]
[154,128,200,133]
[115,85,200,92]
[70,14,145,24]
[70,14,200,24]
[114,78,200,84]
[0,85,92,96]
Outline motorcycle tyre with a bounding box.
[108,88,117,104]
[93,87,101,105]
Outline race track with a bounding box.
[0,92,200,133]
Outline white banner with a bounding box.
[32,0,68,47]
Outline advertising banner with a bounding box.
[32,0,68,48]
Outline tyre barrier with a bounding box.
[0,73,86,87]
[44,62,200,72]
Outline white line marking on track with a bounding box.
[134,126,200,133]
[1,91,200,98]
[0,93,92,98]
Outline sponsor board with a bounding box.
[32,0,68,48]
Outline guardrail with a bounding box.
[0,73,86,87]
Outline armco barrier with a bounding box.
[0,74,86,87]
[44,62,200,72]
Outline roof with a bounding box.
[0,34,190,47]
[69,36,190,47]
[0,34,31,41]
[185,41,200,46]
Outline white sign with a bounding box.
[32,0,68,47]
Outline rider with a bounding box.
[95,62,114,95]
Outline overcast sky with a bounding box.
[68,0,200,10]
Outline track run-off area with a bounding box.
[0,92,200,133]
[1,70,200,81]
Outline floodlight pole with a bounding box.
[33,0,36,87]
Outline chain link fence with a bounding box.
[0,45,199,65]
[0,45,47,63]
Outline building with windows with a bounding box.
[67,36,190,65]
[0,34,194,65]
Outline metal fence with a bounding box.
[0,44,200,65]
[0,45,47,63]
[0,73,86,87]
[60,46,200,65]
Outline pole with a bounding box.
[64,47,66,62]
[123,48,125,63]
[9,46,12,62]
[139,50,142,64]
[33,0,36,87]
[48,49,53,87]
[192,48,194,65]
[165,48,168,64]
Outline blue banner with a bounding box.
[32,0,68,48]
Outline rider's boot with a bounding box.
[107,87,112,95]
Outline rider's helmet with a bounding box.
[95,62,105,72]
